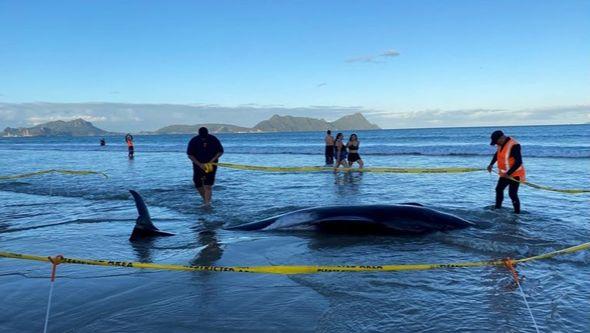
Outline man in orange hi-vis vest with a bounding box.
[486,130,526,214]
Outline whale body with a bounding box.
[226,204,474,234]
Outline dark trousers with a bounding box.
[495,176,521,213]
[325,145,334,165]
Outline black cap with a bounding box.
[490,130,504,145]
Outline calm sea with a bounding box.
[0,124,588,332]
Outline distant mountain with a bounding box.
[330,113,380,130]
[253,113,379,132]
[1,113,381,137]
[154,113,380,134]
[253,115,330,132]
[155,123,253,135]
[2,119,114,137]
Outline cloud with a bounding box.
[366,105,590,128]
[27,115,108,125]
[346,49,400,63]
[2,102,587,132]
[0,102,372,132]
[381,50,400,57]
[316,82,327,88]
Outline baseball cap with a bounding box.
[490,130,504,145]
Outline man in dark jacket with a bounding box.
[187,127,224,206]
[487,130,526,214]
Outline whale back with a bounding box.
[226,204,473,234]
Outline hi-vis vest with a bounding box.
[497,138,526,181]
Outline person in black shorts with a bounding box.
[324,130,335,166]
[187,127,224,206]
[333,133,348,170]
[125,134,134,158]
[347,133,364,169]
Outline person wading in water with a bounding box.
[187,127,224,207]
[325,130,335,166]
[487,130,526,214]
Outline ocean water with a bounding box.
[0,124,588,332]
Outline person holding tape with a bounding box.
[187,127,224,207]
[487,130,526,214]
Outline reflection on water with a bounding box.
[334,172,363,200]
[190,230,224,266]
[131,237,156,263]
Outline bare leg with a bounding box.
[333,159,340,171]
[358,159,364,169]
[196,186,206,202]
[204,186,213,205]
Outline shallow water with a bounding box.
[0,125,589,332]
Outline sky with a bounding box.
[1,0,589,131]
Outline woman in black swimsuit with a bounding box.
[347,133,364,169]
[334,133,349,170]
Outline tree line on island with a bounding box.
[2,113,380,137]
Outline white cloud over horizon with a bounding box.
[0,103,372,132]
[27,115,108,125]
[0,102,588,133]
[365,105,590,128]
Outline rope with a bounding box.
[0,169,109,180]
[490,170,589,194]
[43,255,63,333]
[504,259,541,333]
[1,242,588,275]
[215,163,589,194]
[215,162,483,174]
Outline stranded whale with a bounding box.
[128,190,473,238]
[129,190,174,241]
[226,203,474,234]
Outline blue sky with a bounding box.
[1,0,589,130]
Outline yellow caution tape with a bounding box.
[217,163,589,194]
[490,170,590,194]
[0,169,109,180]
[1,242,587,275]
[520,180,590,194]
[216,162,483,174]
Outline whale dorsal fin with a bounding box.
[129,190,174,240]
[130,190,155,229]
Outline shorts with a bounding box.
[348,153,361,163]
[193,166,217,188]
[128,146,134,154]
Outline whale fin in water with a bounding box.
[129,190,175,241]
